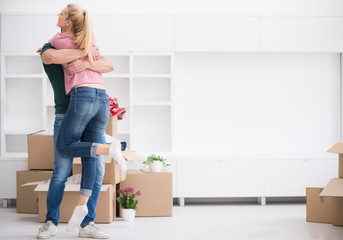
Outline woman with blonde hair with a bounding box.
[49,3,126,233]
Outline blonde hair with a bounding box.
[66,4,94,65]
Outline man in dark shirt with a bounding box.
[36,43,113,239]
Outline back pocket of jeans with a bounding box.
[74,98,95,115]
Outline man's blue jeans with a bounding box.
[45,114,106,227]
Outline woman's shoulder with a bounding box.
[54,32,74,39]
[50,32,76,49]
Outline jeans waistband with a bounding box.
[70,87,108,96]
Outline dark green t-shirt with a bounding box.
[41,43,70,114]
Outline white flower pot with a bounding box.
[149,161,163,172]
[122,208,136,222]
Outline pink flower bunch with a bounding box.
[117,187,141,210]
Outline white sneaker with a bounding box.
[109,138,127,172]
[78,222,110,239]
[36,221,57,239]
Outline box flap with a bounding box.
[320,178,343,197]
[21,180,49,187]
[35,183,109,192]
[28,130,48,136]
[327,142,343,153]
[122,149,138,161]
[306,186,325,189]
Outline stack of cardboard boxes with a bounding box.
[17,114,173,222]
[307,142,343,226]
[16,130,55,214]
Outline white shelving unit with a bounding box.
[102,52,173,154]
[0,52,47,158]
[0,51,173,158]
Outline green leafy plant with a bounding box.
[117,187,141,210]
[143,154,170,168]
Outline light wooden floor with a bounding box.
[1,202,343,240]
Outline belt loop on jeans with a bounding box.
[75,87,77,94]
[96,88,99,95]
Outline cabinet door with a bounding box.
[260,17,343,52]
[177,160,264,197]
[92,16,174,51]
[175,16,259,52]
[265,159,337,197]
[1,15,58,52]
[0,161,27,198]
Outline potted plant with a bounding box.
[117,187,141,221]
[143,154,170,173]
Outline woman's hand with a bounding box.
[67,59,90,74]
[91,44,99,58]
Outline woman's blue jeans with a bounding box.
[45,114,106,227]
[56,87,110,196]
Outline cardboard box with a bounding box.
[327,143,343,178]
[307,179,343,226]
[16,170,53,213]
[320,178,343,226]
[72,149,137,184]
[106,115,118,137]
[306,187,332,224]
[28,131,54,170]
[120,169,173,217]
[35,183,114,223]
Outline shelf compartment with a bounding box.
[5,56,42,74]
[5,134,28,153]
[133,56,170,74]
[133,106,171,152]
[133,78,171,102]
[5,78,43,132]
[105,56,129,74]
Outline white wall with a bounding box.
[1,0,343,16]
[174,53,340,157]
[1,1,342,198]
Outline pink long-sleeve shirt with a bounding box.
[49,32,104,95]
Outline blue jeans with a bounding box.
[56,87,110,196]
[45,114,106,227]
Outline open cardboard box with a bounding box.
[306,187,333,224]
[72,148,137,184]
[319,178,343,226]
[35,183,114,223]
[16,170,53,214]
